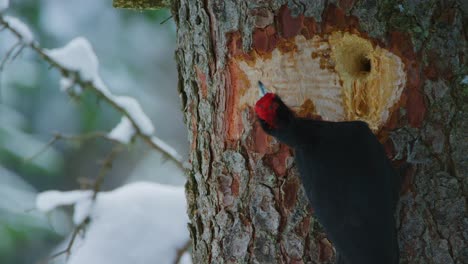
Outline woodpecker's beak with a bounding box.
[258,81,269,98]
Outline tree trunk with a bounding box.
[173,0,467,263]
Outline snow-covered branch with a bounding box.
[0,15,189,171]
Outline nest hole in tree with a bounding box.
[331,34,374,80]
[233,32,406,134]
[360,57,372,73]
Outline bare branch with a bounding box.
[24,134,62,163]
[77,177,96,189]
[0,15,189,171]
[0,41,21,70]
[37,218,90,264]
[160,15,173,25]
[24,131,120,163]
[36,144,124,263]
[10,43,25,62]
[38,249,67,264]
[92,144,124,199]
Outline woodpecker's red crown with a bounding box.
[255,93,279,128]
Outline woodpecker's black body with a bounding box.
[256,92,400,264]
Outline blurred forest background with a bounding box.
[0,0,187,263]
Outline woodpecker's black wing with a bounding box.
[291,120,400,264]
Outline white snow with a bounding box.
[37,189,94,225]
[0,0,9,12]
[45,37,112,96]
[73,198,93,224]
[36,190,93,212]
[41,182,191,264]
[45,37,100,83]
[45,38,156,137]
[113,96,155,135]
[3,16,34,43]
[108,116,136,144]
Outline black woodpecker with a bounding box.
[255,81,400,264]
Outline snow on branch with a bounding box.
[2,16,33,43]
[37,190,94,225]
[37,190,93,212]
[112,96,155,135]
[44,38,156,136]
[45,37,104,92]
[107,117,135,144]
[0,15,188,171]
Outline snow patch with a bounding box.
[41,182,191,264]
[0,0,9,12]
[108,116,136,144]
[4,16,34,43]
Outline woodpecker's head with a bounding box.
[255,81,295,134]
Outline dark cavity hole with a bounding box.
[360,57,372,73]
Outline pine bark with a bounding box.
[172,0,467,263]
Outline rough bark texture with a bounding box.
[172,0,467,263]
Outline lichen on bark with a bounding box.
[113,0,170,9]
